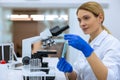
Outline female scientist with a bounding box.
[57,1,120,80]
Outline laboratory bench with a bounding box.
[0,57,67,80]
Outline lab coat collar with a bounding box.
[90,30,108,47]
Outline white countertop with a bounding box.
[0,57,67,80]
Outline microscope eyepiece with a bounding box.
[50,25,69,36]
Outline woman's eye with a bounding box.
[83,16,90,20]
[77,18,81,22]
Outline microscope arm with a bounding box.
[22,36,42,58]
[22,28,52,58]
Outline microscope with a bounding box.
[22,25,69,80]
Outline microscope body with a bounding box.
[22,25,69,80]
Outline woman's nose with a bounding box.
[80,20,86,27]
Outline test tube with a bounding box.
[0,43,6,64]
[2,44,4,60]
[30,59,41,68]
[61,41,68,58]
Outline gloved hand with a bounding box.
[57,58,73,73]
[64,34,94,57]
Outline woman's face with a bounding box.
[77,9,103,35]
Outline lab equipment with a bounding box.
[22,25,69,59]
[0,42,17,63]
[61,41,68,58]
[57,58,73,73]
[22,50,57,80]
[64,34,94,57]
[57,41,72,73]
[0,43,6,64]
[0,42,22,70]
[22,25,69,80]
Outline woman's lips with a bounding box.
[82,27,89,31]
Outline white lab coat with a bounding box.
[73,30,120,80]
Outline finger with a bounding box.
[64,34,75,38]
[68,41,75,46]
[57,58,65,69]
[61,62,68,72]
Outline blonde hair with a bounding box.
[76,1,110,34]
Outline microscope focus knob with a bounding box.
[22,56,30,65]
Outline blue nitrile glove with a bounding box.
[64,34,94,57]
[57,58,73,73]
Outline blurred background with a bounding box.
[0,0,120,65]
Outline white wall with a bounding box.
[68,0,120,64]
[104,1,120,40]
[0,0,109,8]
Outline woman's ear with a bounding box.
[98,13,104,23]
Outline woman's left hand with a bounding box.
[64,34,94,57]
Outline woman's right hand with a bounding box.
[57,58,73,73]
